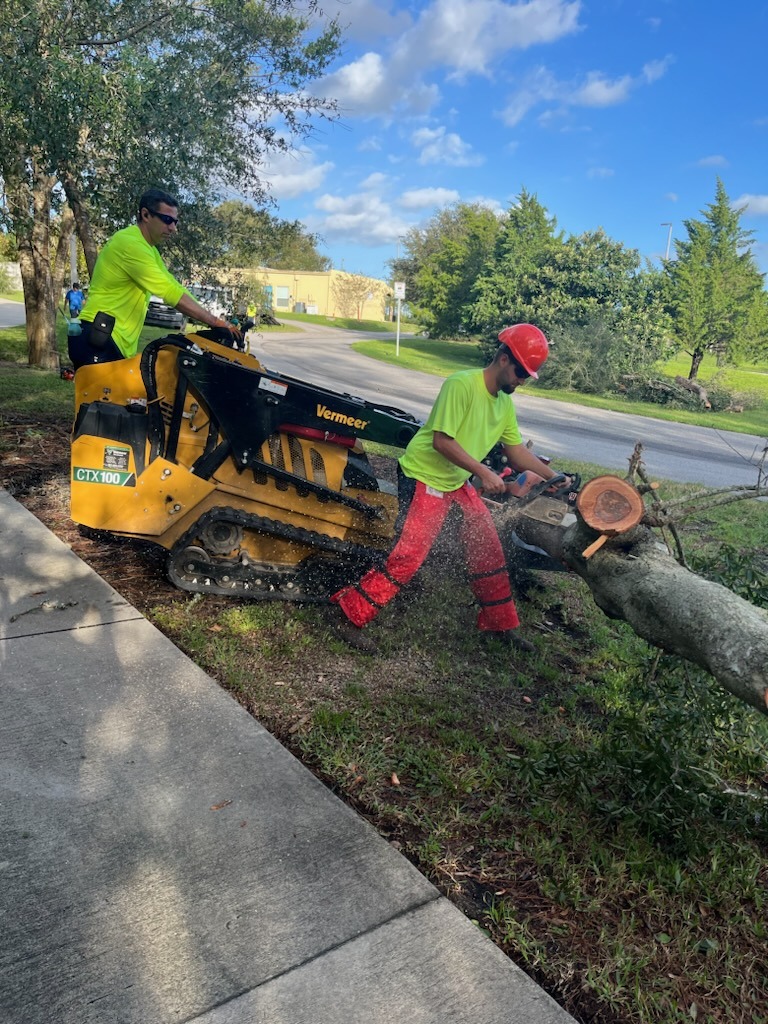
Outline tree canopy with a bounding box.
[390,182,766,391]
[667,179,768,378]
[0,0,341,366]
[212,201,330,272]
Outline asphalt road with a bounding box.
[248,323,767,489]
[0,298,25,329]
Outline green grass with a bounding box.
[278,309,422,334]
[352,337,768,437]
[0,321,180,419]
[0,290,24,303]
[146,488,768,1024]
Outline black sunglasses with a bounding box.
[148,208,179,226]
[510,357,531,380]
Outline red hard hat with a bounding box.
[497,324,549,379]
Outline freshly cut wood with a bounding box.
[492,490,768,717]
[576,476,644,558]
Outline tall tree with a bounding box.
[390,202,501,336]
[0,0,340,367]
[470,188,562,334]
[212,201,330,271]
[473,220,673,389]
[403,204,501,338]
[331,272,385,320]
[667,179,767,378]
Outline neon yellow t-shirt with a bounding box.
[80,225,187,357]
[399,369,523,492]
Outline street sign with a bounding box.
[394,281,406,300]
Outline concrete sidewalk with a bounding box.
[0,488,576,1024]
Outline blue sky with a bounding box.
[257,0,768,281]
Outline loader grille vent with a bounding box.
[309,448,327,487]
[287,435,307,480]
[254,434,329,490]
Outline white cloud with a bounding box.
[411,125,484,166]
[466,195,506,217]
[697,154,728,167]
[327,0,412,45]
[361,172,389,190]
[665,192,679,202]
[319,52,392,117]
[500,56,672,126]
[258,147,334,199]
[399,187,460,209]
[314,0,581,119]
[732,193,768,216]
[642,56,674,83]
[572,71,634,107]
[400,0,582,78]
[312,191,411,246]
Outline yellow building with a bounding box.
[235,267,392,321]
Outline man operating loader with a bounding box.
[69,188,241,369]
[325,323,573,655]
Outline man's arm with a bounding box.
[432,431,510,494]
[502,443,571,483]
[175,292,237,333]
[502,443,559,478]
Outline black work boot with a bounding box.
[323,604,378,655]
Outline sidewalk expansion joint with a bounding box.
[180,891,443,1023]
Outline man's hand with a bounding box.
[212,318,244,348]
[475,466,509,495]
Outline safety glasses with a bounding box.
[149,209,179,226]
[510,358,531,380]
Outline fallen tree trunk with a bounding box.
[493,502,768,717]
[675,375,711,408]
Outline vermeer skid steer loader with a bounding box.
[70,330,422,601]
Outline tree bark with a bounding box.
[675,375,711,408]
[494,502,768,717]
[688,348,704,380]
[8,158,60,370]
[52,206,75,298]
[59,168,100,277]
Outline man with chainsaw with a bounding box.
[326,323,574,654]
[70,188,241,370]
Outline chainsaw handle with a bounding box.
[517,472,567,505]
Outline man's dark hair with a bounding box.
[137,188,179,220]
[72,282,80,289]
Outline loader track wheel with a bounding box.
[200,520,243,555]
[166,543,328,602]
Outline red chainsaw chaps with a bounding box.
[334,480,519,630]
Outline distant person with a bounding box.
[64,282,84,319]
[238,300,258,349]
[70,188,241,370]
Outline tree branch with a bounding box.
[491,453,768,717]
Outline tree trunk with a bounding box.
[688,348,704,380]
[674,375,711,408]
[52,206,75,298]
[59,168,100,277]
[494,502,768,717]
[9,160,60,370]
